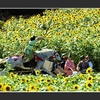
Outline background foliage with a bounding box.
[0,8,100,71]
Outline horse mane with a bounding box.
[35,48,55,53]
[34,48,56,60]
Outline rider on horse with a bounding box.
[24,35,44,62]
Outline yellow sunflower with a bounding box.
[20,78,25,83]
[3,85,12,92]
[47,85,54,91]
[29,84,36,91]
[46,79,52,84]
[25,78,30,83]
[35,70,40,76]
[0,83,4,91]
[87,75,93,81]
[85,81,92,88]
[9,72,14,78]
[86,67,92,74]
[73,84,80,91]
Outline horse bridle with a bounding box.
[49,51,57,59]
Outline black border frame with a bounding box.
[0,0,100,99]
[0,92,100,99]
[0,0,100,7]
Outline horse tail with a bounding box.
[0,57,9,64]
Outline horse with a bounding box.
[33,48,62,76]
[0,48,61,76]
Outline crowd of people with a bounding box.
[51,54,93,76]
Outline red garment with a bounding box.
[64,59,76,75]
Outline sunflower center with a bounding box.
[47,80,51,82]
[88,83,92,87]
[0,85,2,88]
[75,86,78,90]
[6,87,10,91]
[31,86,35,89]
[89,77,91,80]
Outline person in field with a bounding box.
[24,36,43,67]
[85,55,93,69]
[24,36,43,61]
[64,54,76,76]
[76,55,89,73]
[61,54,68,69]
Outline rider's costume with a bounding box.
[25,39,36,60]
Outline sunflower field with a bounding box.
[0,68,100,92]
[0,8,100,92]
